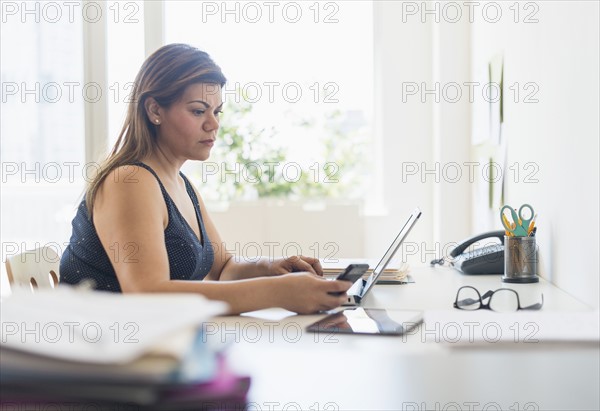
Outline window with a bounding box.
[1,5,85,282]
[106,1,145,149]
[165,1,373,202]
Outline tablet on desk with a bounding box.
[306,308,423,336]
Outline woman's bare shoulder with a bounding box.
[101,164,161,194]
[95,164,165,216]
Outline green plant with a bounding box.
[189,100,369,202]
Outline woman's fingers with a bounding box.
[299,255,324,276]
[284,255,324,276]
[279,273,352,314]
[326,279,353,293]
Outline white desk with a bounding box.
[213,266,599,410]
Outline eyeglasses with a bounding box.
[454,286,544,313]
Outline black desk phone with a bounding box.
[441,230,505,275]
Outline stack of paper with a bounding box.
[322,258,411,283]
[0,287,250,409]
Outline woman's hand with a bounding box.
[267,255,324,277]
[274,272,352,314]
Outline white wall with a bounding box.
[368,1,598,308]
[365,1,435,266]
[365,2,472,266]
[471,1,599,307]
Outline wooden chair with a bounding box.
[5,246,60,292]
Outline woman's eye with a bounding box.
[214,111,223,116]
[193,109,205,116]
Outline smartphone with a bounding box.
[336,263,369,282]
[329,264,369,295]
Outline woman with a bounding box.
[59,44,351,314]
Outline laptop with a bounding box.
[342,207,421,306]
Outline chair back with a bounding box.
[5,246,60,291]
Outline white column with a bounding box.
[144,0,164,57]
[365,1,435,265]
[432,10,472,249]
[82,0,108,164]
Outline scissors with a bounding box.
[500,204,535,237]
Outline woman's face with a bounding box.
[156,83,223,162]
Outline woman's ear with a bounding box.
[145,97,162,125]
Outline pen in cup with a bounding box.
[501,213,513,237]
[527,214,537,235]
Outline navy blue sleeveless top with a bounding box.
[60,163,214,291]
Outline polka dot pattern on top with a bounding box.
[60,163,214,291]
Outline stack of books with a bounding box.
[0,287,250,410]
[322,258,412,284]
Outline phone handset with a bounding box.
[450,230,505,258]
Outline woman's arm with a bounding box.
[123,273,351,315]
[217,255,323,280]
[93,166,349,314]
[192,185,323,281]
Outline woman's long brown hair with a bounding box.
[85,44,226,216]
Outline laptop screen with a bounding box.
[359,208,422,299]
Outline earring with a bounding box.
[155,119,160,124]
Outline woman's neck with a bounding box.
[142,146,186,185]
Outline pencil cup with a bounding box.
[502,236,538,283]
